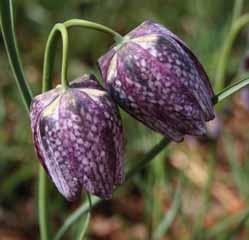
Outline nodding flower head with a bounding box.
[30,74,124,201]
[98,20,215,142]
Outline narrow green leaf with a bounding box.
[215,13,249,91]
[152,179,182,240]
[0,0,32,112]
[232,0,244,23]
[53,196,100,240]
[76,212,90,240]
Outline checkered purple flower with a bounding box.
[98,20,215,142]
[30,74,124,201]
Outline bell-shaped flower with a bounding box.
[30,74,124,200]
[98,20,215,142]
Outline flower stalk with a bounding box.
[63,19,123,43]
[42,23,69,91]
[38,167,49,240]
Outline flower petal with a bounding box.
[132,34,214,121]
[37,95,82,201]
[70,88,124,199]
[105,41,210,141]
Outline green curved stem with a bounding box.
[63,19,123,43]
[75,193,92,240]
[215,13,249,91]
[43,23,69,91]
[213,75,249,104]
[0,0,32,112]
[125,138,170,180]
[54,196,100,240]
[86,193,92,210]
[232,0,244,23]
[38,167,49,240]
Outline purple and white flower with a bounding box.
[98,20,215,142]
[30,74,124,201]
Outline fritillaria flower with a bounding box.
[30,74,124,201]
[98,20,215,142]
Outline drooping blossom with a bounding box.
[30,74,124,200]
[98,20,215,142]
